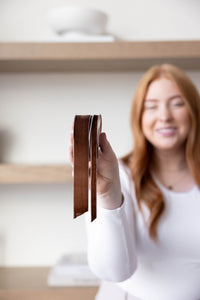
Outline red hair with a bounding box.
[122,64,200,240]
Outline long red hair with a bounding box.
[122,64,200,240]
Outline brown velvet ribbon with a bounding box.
[73,115,102,221]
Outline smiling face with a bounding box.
[141,77,191,152]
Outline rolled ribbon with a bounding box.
[73,114,102,221]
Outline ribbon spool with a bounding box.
[73,115,102,221]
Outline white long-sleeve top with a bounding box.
[86,160,200,300]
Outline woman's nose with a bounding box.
[159,105,172,121]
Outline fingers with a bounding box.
[99,132,108,152]
[99,132,116,158]
[68,144,73,165]
[68,124,74,165]
[68,126,114,167]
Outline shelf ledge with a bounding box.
[0,164,72,184]
[0,41,200,71]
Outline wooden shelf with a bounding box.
[0,164,72,184]
[0,41,200,72]
[0,267,98,300]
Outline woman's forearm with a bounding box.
[86,195,137,282]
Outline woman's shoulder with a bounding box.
[118,158,139,212]
[118,158,132,178]
[118,158,135,193]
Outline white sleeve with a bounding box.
[85,160,138,282]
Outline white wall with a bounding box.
[0,0,200,266]
[0,72,140,266]
[1,0,200,41]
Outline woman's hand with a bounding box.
[96,132,123,209]
[68,128,123,210]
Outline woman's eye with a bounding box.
[145,105,157,110]
[143,102,158,110]
[172,102,184,107]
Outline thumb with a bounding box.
[99,132,109,152]
[99,132,116,156]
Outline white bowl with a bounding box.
[47,6,108,35]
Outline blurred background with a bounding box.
[0,0,200,269]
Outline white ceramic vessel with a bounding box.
[47,6,108,35]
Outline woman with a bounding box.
[69,64,200,300]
